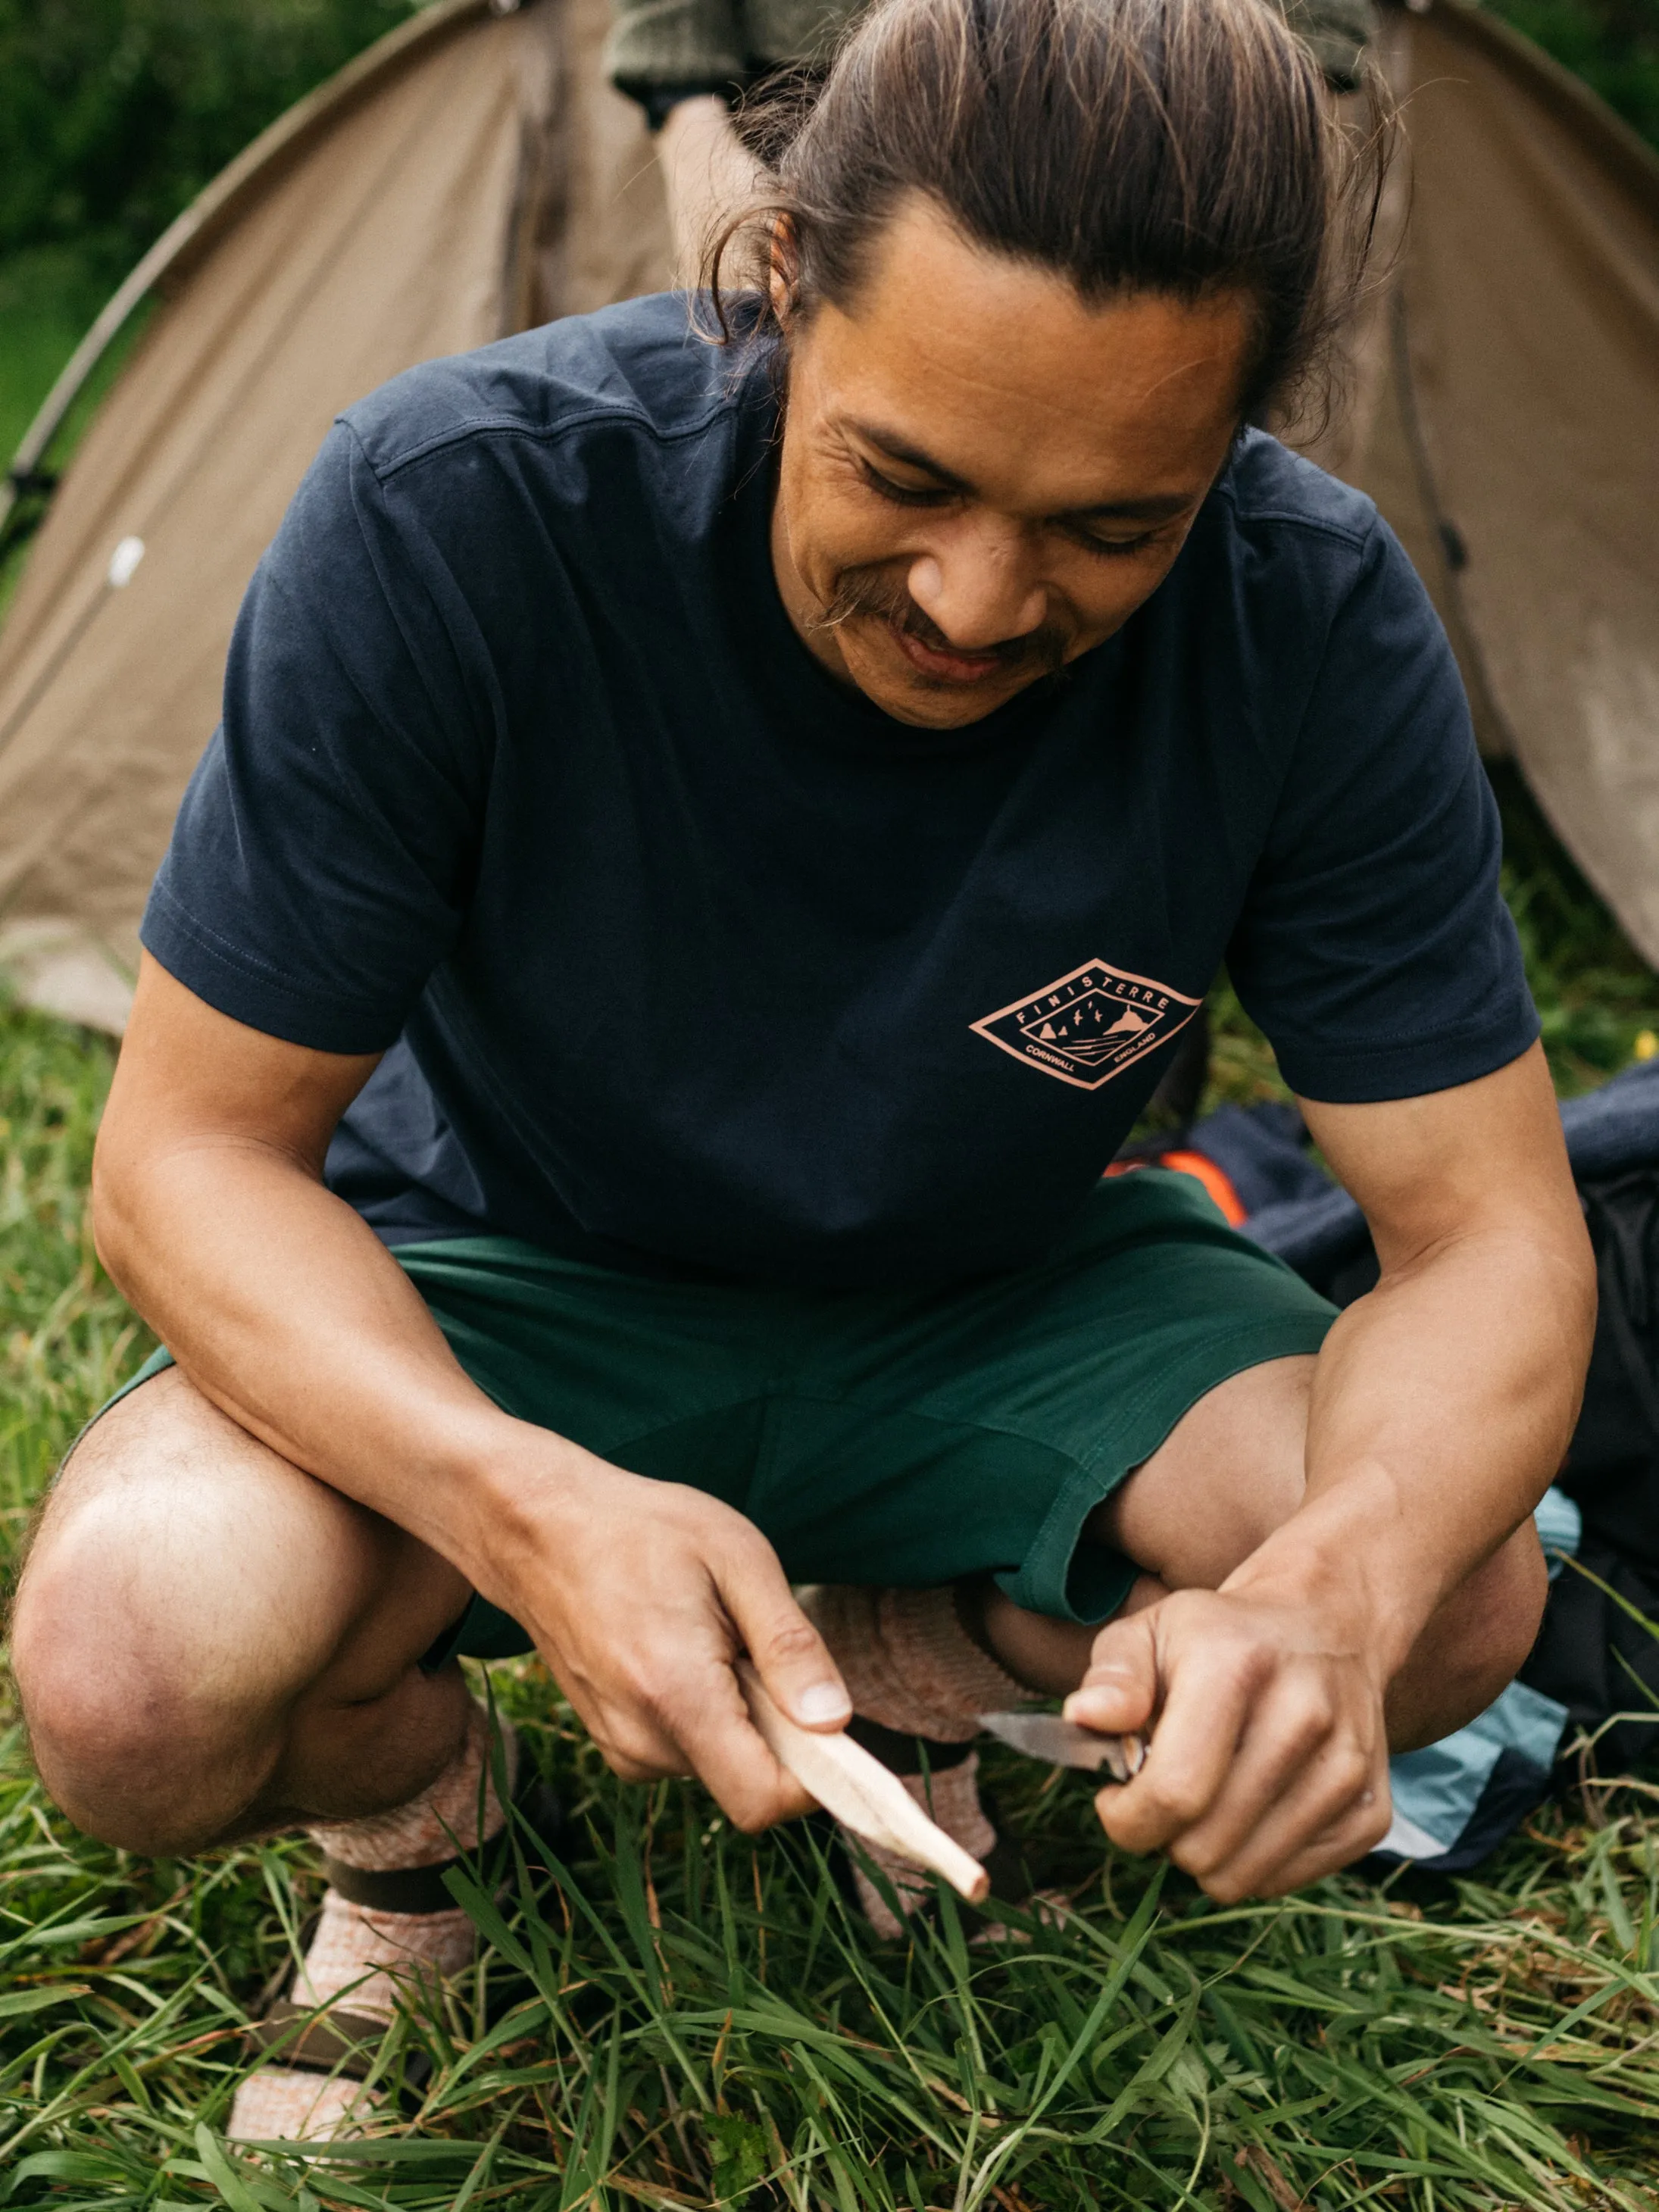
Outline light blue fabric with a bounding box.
[1386,1678,1570,1854]
[1379,1486,1579,1857]
[1535,1485,1582,1575]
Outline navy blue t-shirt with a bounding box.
[142,292,1536,1289]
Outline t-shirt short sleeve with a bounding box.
[1227,511,1538,1103]
[141,423,489,1054]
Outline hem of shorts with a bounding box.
[417,1306,1336,1647]
[420,1595,535,1670]
[87,1279,1335,1657]
[1001,1310,1336,1626]
[77,1343,175,1443]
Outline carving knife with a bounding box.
[979,1711,1147,1782]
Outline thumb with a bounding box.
[724,1557,851,1733]
[1064,1608,1158,1737]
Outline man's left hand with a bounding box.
[1065,1579,1392,1898]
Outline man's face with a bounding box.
[770,195,1254,729]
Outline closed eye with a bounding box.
[1066,523,1166,559]
[859,453,1181,555]
[858,458,956,508]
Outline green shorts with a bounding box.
[108,1170,1334,1661]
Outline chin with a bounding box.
[879,686,1013,730]
[845,645,1036,730]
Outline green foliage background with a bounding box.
[0,0,420,283]
[1491,0,1659,145]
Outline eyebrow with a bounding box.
[851,420,1198,525]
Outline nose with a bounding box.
[906,520,1048,650]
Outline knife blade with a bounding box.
[979,1711,1146,1782]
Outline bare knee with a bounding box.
[12,1370,451,1853]
[1095,1355,1314,1588]
[16,1614,254,1853]
[1445,1520,1549,1706]
[1389,1520,1549,1751]
[14,1470,297,1851]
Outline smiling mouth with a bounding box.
[883,616,1021,686]
[808,563,1068,689]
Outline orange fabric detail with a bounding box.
[1158,1150,1248,1225]
[1102,1150,1248,1226]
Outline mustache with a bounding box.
[805,564,1070,680]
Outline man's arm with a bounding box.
[92,954,851,1826]
[658,95,765,286]
[1067,1040,1595,1895]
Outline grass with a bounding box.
[3,836,1659,2207]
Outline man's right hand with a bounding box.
[473,1441,851,1830]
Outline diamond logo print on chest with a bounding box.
[970,959,1201,1091]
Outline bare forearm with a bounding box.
[658,95,764,286]
[94,1138,544,1586]
[88,959,844,1826]
[1226,1220,1593,1670]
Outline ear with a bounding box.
[767,213,801,324]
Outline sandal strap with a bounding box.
[318,1856,465,1915]
[319,1774,567,1917]
[242,1771,568,2076]
[245,1999,391,2080]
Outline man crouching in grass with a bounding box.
[12,0,1592,2144]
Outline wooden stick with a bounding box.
[737,1661,989,1904]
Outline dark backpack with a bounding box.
[1525,1171,1659,1776]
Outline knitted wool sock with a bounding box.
[801,1584,1034,1741]
[799,1586,1036,1936]
[847,1753,998,1939]
[229,1701,515,2144]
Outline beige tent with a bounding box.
[0,0,671,1029]
[1,0,1656,1033]
[1304,0,1659,962]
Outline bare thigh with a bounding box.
[976,1357,1314,1686]
[11,1367,473,1854]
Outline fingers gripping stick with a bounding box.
[736,1662,990,1904]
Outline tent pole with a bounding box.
[0,0,498,555]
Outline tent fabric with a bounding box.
[0,0,668,1031]
[0,0,1655,1030]
[1304,1,1659,962]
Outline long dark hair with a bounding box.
[702,0,1389,427]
